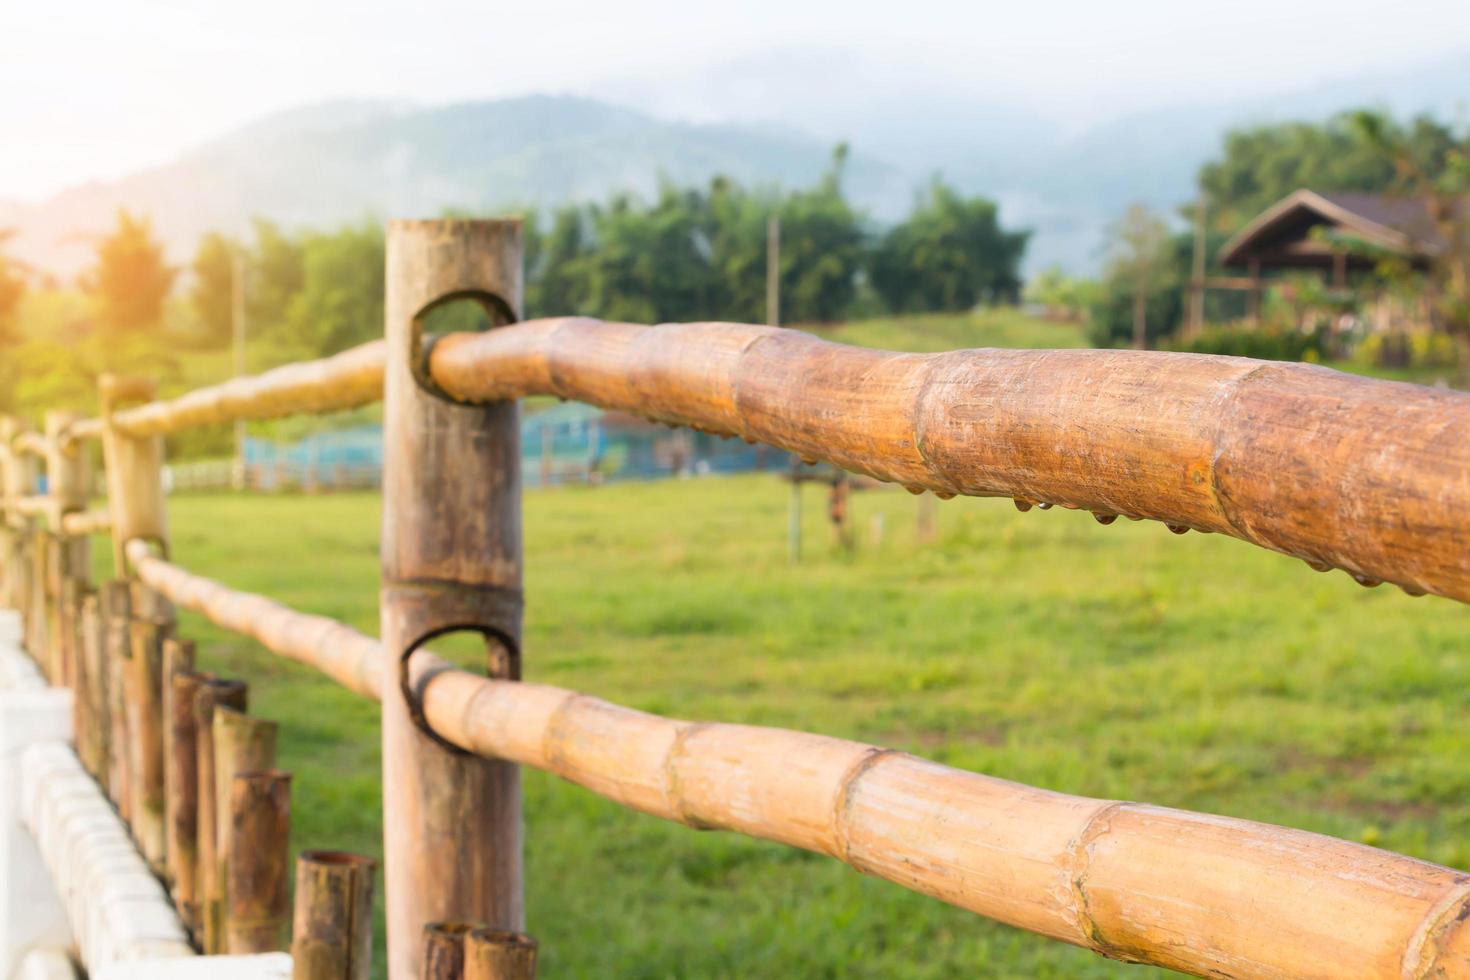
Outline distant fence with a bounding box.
[3,219,1470,980]
[165,404,791,493]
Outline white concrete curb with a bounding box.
[2,608,292,980]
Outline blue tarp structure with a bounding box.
[241,405,791,490]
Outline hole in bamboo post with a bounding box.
[422,922,477,980]
[194,677,249,954]
[412,294,515,404]
[226,769,292,954]
[291,850,378,980]
[465,928,538,980]
[401,626,520,754]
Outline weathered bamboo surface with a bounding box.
[429,318,1470,603]
[416,672,1470,979]
[126,539,383,699]
[80,340,386,440]
[124,541,1470,979]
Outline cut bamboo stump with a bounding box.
[78,591,109,779]
[290,851,377,980]
[126,613,173,872]
[465,929,537,980]
[421,922,473,980]
[210,706,278,952]
[102,580,133,818]
[195,677,249,954]
[226,769,292,954]
[167,667,207,937]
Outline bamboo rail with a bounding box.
[126,539,383,699]
[427,318,1470,604]
[67,316,1470,606]
[61,508,112,537]
[72,341,385,441]
[120,540,1470,980]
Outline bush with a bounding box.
[1355,331,1462,370]
[1175,323,1329,362]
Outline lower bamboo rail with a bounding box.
[123,540,1470,979]
[125,540,382,699]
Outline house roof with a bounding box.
[1217,189,1446,268]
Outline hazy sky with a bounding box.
[5,0,1469,202]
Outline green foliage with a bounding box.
[1089,210,1190,348]
[79,209,177,334]
[1199,111,1458,231]
[1355,330,1463,370]
[1176,323,1328,362]
[245,218,306,334]
[870,178,1028,314]
[190,231,240,346]
[0,230,25,348]
[280,220,385,355]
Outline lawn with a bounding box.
[116,310,1470,977]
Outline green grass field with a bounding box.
[140,311,1469,977]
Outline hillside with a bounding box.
[3,95,905,277]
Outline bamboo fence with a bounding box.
[2,217,1468,980]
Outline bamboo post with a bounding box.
[210,706,278,951]
[99,374,168,577]
[101,580,133,815]
[421,923,473,980]
[290,851,378,980]
[195,678,249,954]
[167,667,206,939]
[126,611,173,872]
[382,219,525,979]
[465,929,537,980]
[66,583,93,759]
[226,769,291,954]
[79,592,109,778]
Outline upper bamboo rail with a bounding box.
[428,318,1470,603]
[65,341,386,444]
[60,509,112,537]
[52,319,1470,603]
[122,539,1470,980]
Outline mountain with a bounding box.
[3,95,907,277]
[7,50,1470,280]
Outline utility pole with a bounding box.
[1189,193,1207,336]
[231,251,247,491]
[766,215,781,327]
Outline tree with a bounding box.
[281,220,385,355]
[79,209,176,334]
[1350,110,1470,339]
[1199,112,1457,233]
[1102,204,1176,349]
[0,230,26,347]
[870,178,1028,314]
[246,218,305,334]
[189,231,239,345]
[768,145,867,323]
